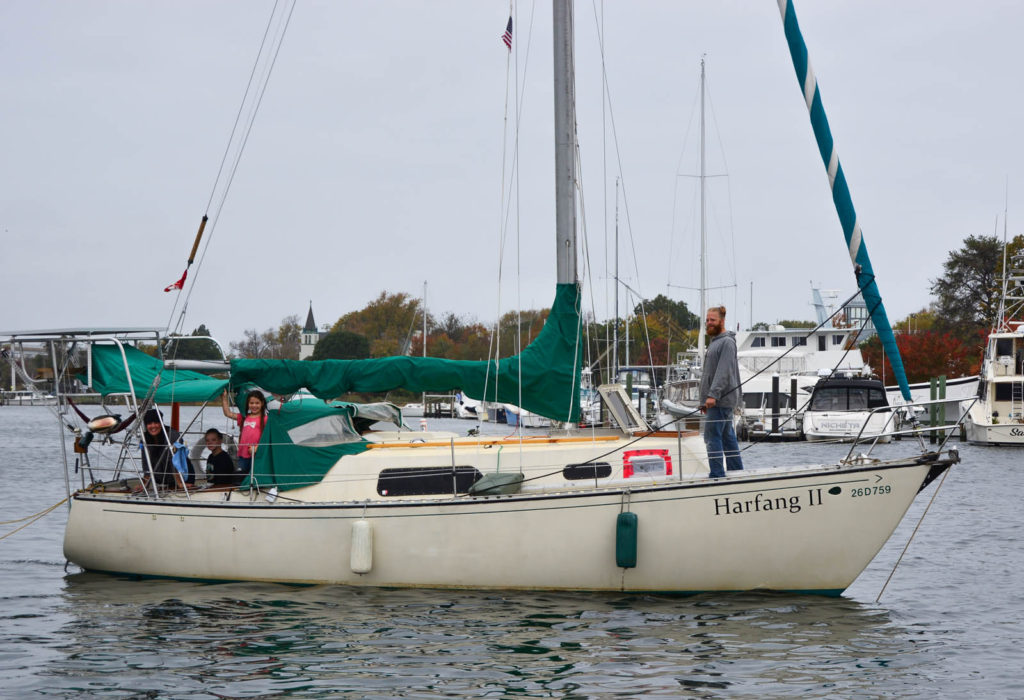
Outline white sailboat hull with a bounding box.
[64,455,947,594]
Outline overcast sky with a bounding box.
[2,1,1022,348]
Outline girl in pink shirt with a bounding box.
[221,389,268,476]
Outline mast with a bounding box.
[697,57,708,357]
[421,280,427,407]
[553,0,577,285]
[996,188,1009,330]
[613,178,619,376]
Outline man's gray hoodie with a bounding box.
[699,330,741,409]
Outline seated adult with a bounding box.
[204,428,239,486]
[135,409,188,492]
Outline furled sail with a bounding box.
[777,0,912,401]
[230,283,584,423]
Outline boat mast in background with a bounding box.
[697,57,708,356]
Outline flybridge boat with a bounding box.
[964,247,1024,445]
[965,324,1024,445]
[1,0,965,594]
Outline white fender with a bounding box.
[350,520,373,574]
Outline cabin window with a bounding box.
[752,337,766,348]
[832,334,845,346]
[563,462,612,480]
[771,337,786,347]
[810,386,886,411]
[848,388,869,410]
[818,336,827,351]
[793,337,807,346]
[743,392,791,409]
[377,466,482,496]
[995,338,1013,356]
[995,384,1013,401]
[287,414,361,446]
[810,388,847,411]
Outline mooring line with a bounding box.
[0,497,70,541]
[876,467,951,602]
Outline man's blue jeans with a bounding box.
[704,406,744,478]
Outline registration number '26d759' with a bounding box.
[851,485,891,497]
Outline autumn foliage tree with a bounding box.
[332,292,421,358]
[860,330,980,384]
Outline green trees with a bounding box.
[163,324,224,360]
[312,330,370,360]
[929,234,1004,337]
[635,295,699,332]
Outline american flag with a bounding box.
[501,17,513,51]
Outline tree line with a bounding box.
[860,232,1024,382]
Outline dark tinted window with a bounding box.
[868,389,888,408]
[810,388,847,411]
[563,462,612,480]
[995,384,1013,401]
[377,466,482,496]
[848,388,869,410]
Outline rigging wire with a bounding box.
[165,0,298,340]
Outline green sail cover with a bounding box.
[230,283,583,423]
[243,397,372,491]
[87,344,227,403]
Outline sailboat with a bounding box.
[3,1,962,594]
[964,244,1024,445]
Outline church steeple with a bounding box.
[303,301,317,333]
[299,301,321,360]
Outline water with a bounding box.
[2,406,1022,697]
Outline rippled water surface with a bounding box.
[2,406,1022,697]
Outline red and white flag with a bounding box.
[164,269,187,292]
